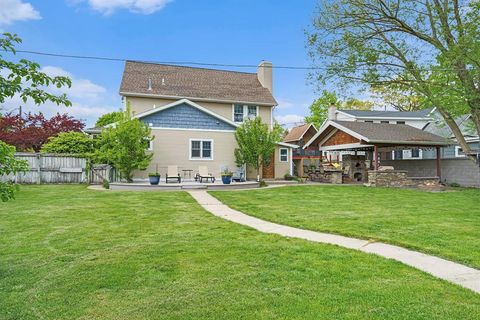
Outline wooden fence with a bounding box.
[1,153,118,184]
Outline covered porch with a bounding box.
[303,120,451,187]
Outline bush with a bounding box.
[102,179,110,189]
[449,182,461,188]
[284,173,293,180]
[259,180,268,187]
[41,131,95,156]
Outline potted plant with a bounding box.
[221,168,233,184]
[148,164,160,185]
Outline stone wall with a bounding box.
[381,159,480,187]
[307,169,343,184]
[367,170,439,188]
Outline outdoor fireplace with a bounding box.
[342,155,367,183]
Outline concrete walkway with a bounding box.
[188,190,480,294]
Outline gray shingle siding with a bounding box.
[139,103,236,131]
[382,159,480,187]
[421,142,479,159]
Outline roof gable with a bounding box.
[283,124,317,142]
[135,99,238,131]
[305,120,450,148]
[120,61,277,106]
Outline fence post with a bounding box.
[36,153,41,184]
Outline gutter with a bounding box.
[120,91,278,107]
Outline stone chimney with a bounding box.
[257,61,273,94]
[328,103,337,120]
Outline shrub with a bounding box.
[102,179,110,189]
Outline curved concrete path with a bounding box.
[188,190,480,294]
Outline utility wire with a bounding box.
[12,49,477,72]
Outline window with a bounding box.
[234,105,244,122]
[455,146,465,157]
[393,150,403,160]
[380,120,389,124]
[396,121,406,124]
[364,120,373,123]
[279,148,288,162]
[233,104,258,122]
[411,148,420,158]
[190,139,213,160]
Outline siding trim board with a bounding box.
[122,92,276,107]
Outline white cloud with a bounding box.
[275,114,305,129]
[0,0,41,26]
[275,98,295,109]
[1,66,116,126]
[41,66,106,100]
[74,0,172,15]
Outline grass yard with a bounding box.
[1,186,480,319]
[210,185,480,269]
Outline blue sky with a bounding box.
[1,0,319,127]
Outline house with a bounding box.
[118,60,297,180]
[334,108,435,129]
[283,123,319,176]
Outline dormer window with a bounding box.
[234,104,258,122]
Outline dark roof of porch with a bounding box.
[305,120,452,149]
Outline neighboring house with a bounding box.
[116,60,296,180]
[335,108,435,129]
[283,124,319,176]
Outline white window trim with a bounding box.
[455,146,465,158]
[189,139,214,161]
[279,148,288,162]
[392,149,423,160]
[232,104,259,123]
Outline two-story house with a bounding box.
[118,60,296,180]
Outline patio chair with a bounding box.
[196,166,215,183]
[232,166,245,182]
[166,165,181,183]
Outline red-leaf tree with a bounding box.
[0,112,85,152]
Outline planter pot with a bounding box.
[149,175,160,185]
[221,175,232,184]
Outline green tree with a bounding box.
[0,141,28,202]
[371,84,424,112]
[234,117,283,181]
[96,110,153,183]
[305,90,340,129]
[306,0,480,158]
[95,110,124,127]
[305,90,373,128]
[1,33,71,106]
[41,131,95,156]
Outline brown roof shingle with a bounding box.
[334,121,451,145]
[284,124,313,142]
[120,61,277,105]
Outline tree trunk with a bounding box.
[436,107,475,161]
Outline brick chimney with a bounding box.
[257,61,273,94]
[328,103,337,120]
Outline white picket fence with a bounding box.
[1,153,117,184]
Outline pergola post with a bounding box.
[436,146,441,180]
[373,145,379,170]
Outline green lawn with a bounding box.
[1,186,480,319]
[210,185,480,268]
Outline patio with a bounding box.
[110,179,260,191]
